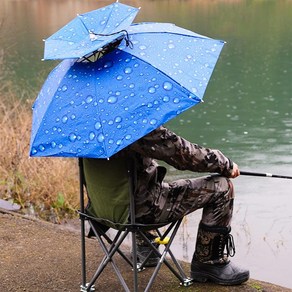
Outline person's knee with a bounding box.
[225,178,234,200]
[215,176,234,200]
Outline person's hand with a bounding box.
[229,162,240,178]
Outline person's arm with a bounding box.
[130,126,237,177]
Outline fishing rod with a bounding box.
[240,171,292,180]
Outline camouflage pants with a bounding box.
[136,175,234,228]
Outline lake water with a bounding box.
[1,0,291,288]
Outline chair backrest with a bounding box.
[82,157,130,228]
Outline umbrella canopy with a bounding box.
[43,2,139,60]
[30,22,225,158]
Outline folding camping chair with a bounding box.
[78,158,193,292]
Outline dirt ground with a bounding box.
[1,208,291,292]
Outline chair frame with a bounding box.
[78,158,193,291]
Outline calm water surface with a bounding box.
[1,0,291,288]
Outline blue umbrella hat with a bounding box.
[43,1,140,60]
[30,22,225,158]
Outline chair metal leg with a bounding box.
[81,217,192,291]
[79,158,88,291]
[156,221,189,280]
[88,230,131,291]
[80,283,95,292]
[131,231,139,292]
[89,220,133,267]
[80,215,87,288]
[137,219,193,291]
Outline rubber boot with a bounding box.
[191,222,249,285]
[135,231,160,267]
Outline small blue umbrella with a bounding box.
[43,2,139,60]
[30,22,225,158]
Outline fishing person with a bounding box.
[83,125,249,285]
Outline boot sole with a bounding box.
[191,271,249,286]
[131,252,160,267]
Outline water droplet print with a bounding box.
[95,122,102,130]
[163,82,173,91]
[168,43,175,49]
[62,116,68,123]
[115,116,122,123]
[97,133,105,143]
[86,95,93,103]
[107,96,118,104]
[39,145,45,152]
[69,133,77,142]
[163,96,170,102]
[103,61,113,69]
[148,87,156,94]
[124,67,132,74]
[89,132,96,140]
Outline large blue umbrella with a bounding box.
[30,22,225,158]
[43,2,139,60]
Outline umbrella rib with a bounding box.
[112,12,138,33]
[101,5,137,35]
[128,29,217,42]
[102,6,116,34]
[116,48,202,103]
[77,15,91,34]
[92,68,109,158]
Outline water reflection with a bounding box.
[1,0,291,288]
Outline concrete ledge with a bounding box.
[0,209,291,292]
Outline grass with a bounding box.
[0,86,80,223]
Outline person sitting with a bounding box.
[83,125,249,285]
